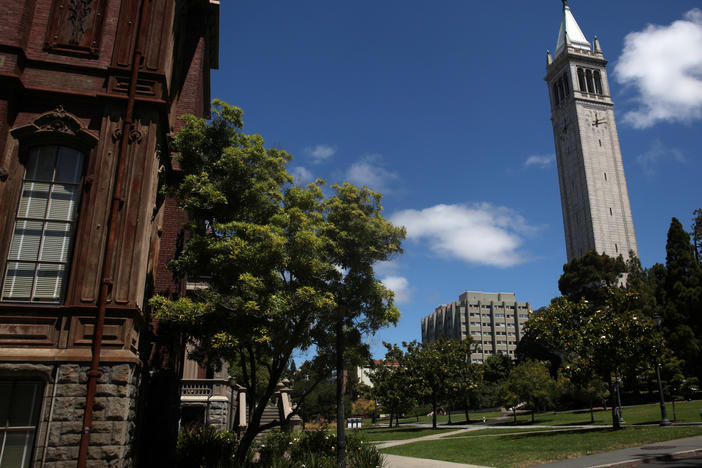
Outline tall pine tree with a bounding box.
[663,218,702,378]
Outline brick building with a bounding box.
[0,0,219,466]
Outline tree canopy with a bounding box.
[558,250,627,307]
[149,101,405,465]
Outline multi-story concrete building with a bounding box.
[545,1,638,262]
[421,292,532,363]
[0,1,219,466]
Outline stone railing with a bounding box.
[181,378,233,398]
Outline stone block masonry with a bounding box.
[0,362,140,468]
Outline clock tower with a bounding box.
[546,1,638,262]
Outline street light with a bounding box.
[652,315,672,426]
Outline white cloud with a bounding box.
[345,155,399,193]
[381,276,411,304]
[290,166,314,185]
[390,203,533,267]
[524,154,555,169]
[614,9,702,128]
[636,139,685,176]
[374,260,400,276]
[304,144,337,163]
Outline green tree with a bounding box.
[483,353,512,383]
[663,218,702,378]
[526,290,662,429]
[692,208,702,264]
[151,102,337,463]
[149,101,404,465]
[502,360,554,423]
[320,183,405,467]
[370,343,414,427]
[558,250,626,307]
[404,337,477,429]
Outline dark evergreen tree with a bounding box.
[692,208,702,264]
[558,250,627,307]
[663,218,702,378]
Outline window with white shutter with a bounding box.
[2,145,84,303]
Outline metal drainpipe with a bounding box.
[77,0,151,466]
[40,366,60,468]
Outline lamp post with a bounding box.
[652,315,672,426]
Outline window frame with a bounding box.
[2,108,98,306]
[0,380,45,468]
[1,145,87,303]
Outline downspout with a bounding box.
[77,0,151,466]
[40,366,60,468]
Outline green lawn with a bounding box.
[496,400,702,426]
[350,426,455,442]
[383,411,503,426]
[381,425,702,468]
[443,427,584,438]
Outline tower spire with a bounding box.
[555,0,591,56]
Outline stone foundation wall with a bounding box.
[206,400,230,430]
[0,361,140,468]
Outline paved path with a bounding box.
[384,454,490,468]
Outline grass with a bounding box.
[443,427,581,438]
[383,410,503,426]
[351,426,455,442]
[496,400,702,426]
[381,425,702,468]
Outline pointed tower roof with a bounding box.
[555,1,591,56]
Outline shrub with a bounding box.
[176,427,239,468]
[348,443,385,468]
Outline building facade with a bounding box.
[421,292,531,363]
[545,1,638,262]
[0,0,219,466]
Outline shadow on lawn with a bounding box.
[363,427,438,434]
[498,428,613,440]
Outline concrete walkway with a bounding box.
[384,454,490,468]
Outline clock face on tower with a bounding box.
[585,110,608,129]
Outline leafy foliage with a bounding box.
[176,427,240,468]
[403,338,480,429]
[526,290,663,428]
[502,360,555,422]
[151,101,403,465]
[558,250,627,307]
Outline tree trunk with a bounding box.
[513,407,517,423]
[395,410,400,427]
[335,319,346,468]
[448,405,452,425]
[531,409,535,423]
[672,398,677,421]
[465,407,470,423]
[388,410,393,428]
[432,400,437,429]
[608,376,621,430]
[589,395,594,423]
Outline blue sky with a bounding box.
[212,1,702,357]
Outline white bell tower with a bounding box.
[545,0,638,261]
